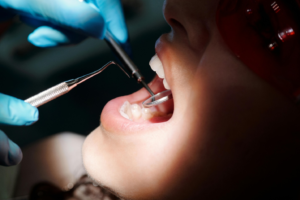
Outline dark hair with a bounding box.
[29,175,120,200]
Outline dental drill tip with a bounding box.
[140,80,155,96]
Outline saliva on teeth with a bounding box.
[120,101,157,121]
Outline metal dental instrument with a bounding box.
[104,31,173,107]
[25,33,172,108]
[23,8,171,108]
[142,90,173,108]
[25,61,129,108]
[104,31,155,96]
[79,0,155,97]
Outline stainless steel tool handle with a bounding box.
[25,82,69,107]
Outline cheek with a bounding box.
[179,31,300,197]
[191,34,278,129]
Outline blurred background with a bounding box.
[0,0,169,148]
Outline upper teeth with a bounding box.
[149,54,170,90]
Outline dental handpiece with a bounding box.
[25,61,129,108]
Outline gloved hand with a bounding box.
[0,0,129,50]
[0,93,38,166]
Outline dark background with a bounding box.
[0,0,169,147]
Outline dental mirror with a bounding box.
[142,90,173,108]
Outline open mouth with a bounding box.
[100,54,174,134]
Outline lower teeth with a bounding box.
[131,104,142,120]
[119,101,157,121]
[119,101,133,121]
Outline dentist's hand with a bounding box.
[0,93,38,166]
[0,0,129,49]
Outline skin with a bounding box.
[15,133,86,196]
[83,0,300,199]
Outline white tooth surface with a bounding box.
[163,79,170,90]
[149,54,170,89]
[142,107,154,120]
[150,54,165,78]
[119,101,133,120]
[149,54,163,71]
[130,104,142,120]
[156,68,165,79]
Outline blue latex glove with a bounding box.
[0,0,129,49]
[0,93,38,166]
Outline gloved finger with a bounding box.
[19,15,86,47]
[0,0,106,39]
[85,0,128,44]
[0,93,38,126]
[28,26,86,47]
[0,7,15,22]
[0,130,22,166]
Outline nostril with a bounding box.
[169,18,188,36]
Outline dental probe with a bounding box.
[78,0,155,96]
[104,31,155,97]
[104,32,174,107]
[25,61,129,108]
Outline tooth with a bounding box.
[149,54,163,71]
[130,104,142,120]
[150,54,165,78]
[150,54,172,89]
[163,79,170,90]
[156,68,165,79]
[142,107,155,120]
[119,101,133,120]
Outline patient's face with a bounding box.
[83,0,300,199]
